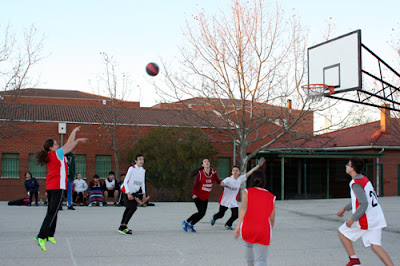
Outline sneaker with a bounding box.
[187,224,196,233]
[114,202,117,206]
[27,203,31,206]
[68,206,75,210]
[181,220,189,232]
[118,227,133,235]
[211,218,216,226]
[47,237,56,244]
[346,257,361,266]
[88,203,93,207]
[99,202,103,207]
[225,225,233,230]
[59,205,63,211]
[35,203,39,206]
[34,237,46,252]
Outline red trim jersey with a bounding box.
[121,165,146,195]
[241,187,275,245]
[193,169,221,201]
[350,176,386,230]
[46,149,68,190]
[218,174,246,208]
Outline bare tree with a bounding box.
[0,24,44,141]
[156,0,340,171]
[88,52,137,177]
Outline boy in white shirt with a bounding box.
[118,154,150,235]
[211,158,265,229]
[72,173,88,205]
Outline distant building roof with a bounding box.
[0,102,226,128]
[269,120,400,151]
[1,88,113,100]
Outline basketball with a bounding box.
[145,62,159,76]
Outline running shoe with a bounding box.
[118,227,133,235]
[225,225,233,230]
[99,202,103,207]
[187,224,196,233]
[346,257,361,266]
[181,220,188,232]
[67,206,75,210]
[88,203,93,207]
[35,237,46,252]
[211,218,216,226]
[47,237,56,244]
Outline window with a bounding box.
[95,155,111,179]
[75,154,87,178]
[1,153,19,178]
[29,153,47,179]
[217,157,231,179]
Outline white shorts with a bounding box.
[339,223,382,247]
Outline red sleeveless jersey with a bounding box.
[195,169,219,201]
[241,187,275,245]
[46,150,68,190]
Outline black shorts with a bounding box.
[105,189,117,197]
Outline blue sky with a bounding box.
[1,0,399,107]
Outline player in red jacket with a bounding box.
[34,126,87,252]
[182,158,221,232]
[234,170,276,266]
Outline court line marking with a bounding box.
[66,237,78,266]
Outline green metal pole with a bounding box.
[281,157,284,200]
[304,162,307,200]
[327,160,330,199]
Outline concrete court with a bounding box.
[0,197,399,266]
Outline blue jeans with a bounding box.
[67,180,73,207]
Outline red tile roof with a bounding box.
[0,103,227,128]
[1,88,113,100]
[270,120,400,149]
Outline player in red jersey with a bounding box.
[337,157,393,266]
[34,126,87,252]
[234,170,275,266]
[182,158,221,232]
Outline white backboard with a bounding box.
[307,30,362,94]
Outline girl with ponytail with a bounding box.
[34,126,87,252]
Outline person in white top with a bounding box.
[211,158,266,230]
[72,173,88,205]
[336,156,393,266]
[118,154,150,235]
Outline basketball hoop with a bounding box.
[301,84,334,101]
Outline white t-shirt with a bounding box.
[73,179,88,193]
[219,174,246,208]
[121,165,146,195]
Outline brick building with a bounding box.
[1,89,305,202]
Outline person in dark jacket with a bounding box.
[65,152,76,210]
[24,171,40,206]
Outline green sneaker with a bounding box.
[118,227,132,235]
[47,237,56,244]
[35,237,47,252]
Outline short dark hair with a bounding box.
[93,174,100,179]
[232,165,240,170]
[349,156,364,174]
[108,171,115,176]
[135,153,144,161]
[248,170,265,188]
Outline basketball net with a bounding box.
[301,84,334,101]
